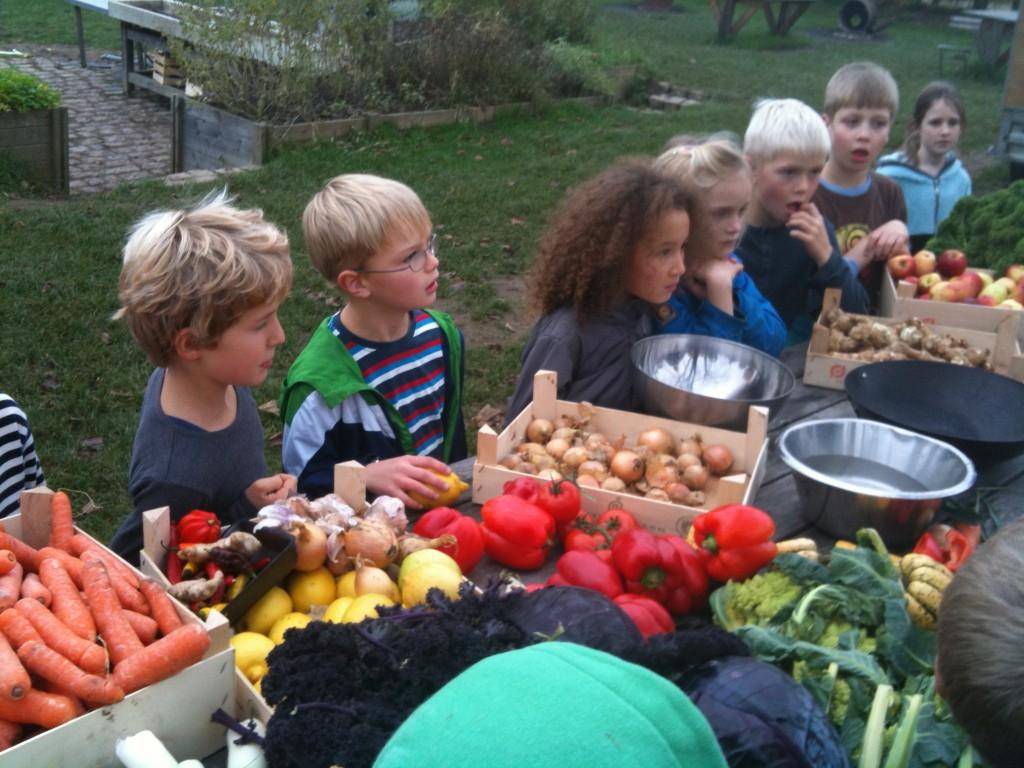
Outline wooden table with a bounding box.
[64,0,109,68]
[964,8,1019,67]
[710,0,815,40]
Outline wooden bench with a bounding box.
[949,14,982,33]
[710,0,815,39]
[65,0,110,68]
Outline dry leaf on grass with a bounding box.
[258,400,280,416]
[471,404,505,431]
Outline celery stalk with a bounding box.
[882,693,923,768]
[858,683,894,768]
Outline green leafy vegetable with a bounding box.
[926,181,1024,276]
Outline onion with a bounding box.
[520,461,538,475]
[395,533,457,563]
[601,477,626,492]
[610,450,644,483]
[344,519,399,568]
[289,521,328,572]
[677,452,702,469]
[703,444,735,475]
[577,474,600,488]
[526,418,554,444]
[664,482,692,503]
[499,454,522,470]
[686,490,707,506]
[682,464,709,490]
[679,438,703,458]
[578,460,608,482]
[537,469,563,482]
[531,453,557,471]
[561,446,589,469]
[637,427,675,456]
[516,442,545,457]
[645,454,680,488]
[545,437,570,460]
[583,433,609,452]
[552,427,578,441]
[553,416,576,430]
[645,488,670,501]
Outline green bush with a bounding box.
[0,68,61,112]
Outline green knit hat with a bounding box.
[374,642,727,768]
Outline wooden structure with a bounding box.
[64,0,109,68]
[0,107,70,195]
[965,8,1018,68]
[998,10,1024,174]
[710,0,815,40]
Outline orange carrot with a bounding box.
[112,623,209,694]
[0,562,23,612]
[36,547,84,586]
[138,578,184,636]
[0,687,82,729]
[79,550,149,615]
[0,550,15,577]
[122,609,158,645]
[48,491,75,553]
[14,599,107,676]
[17,640,124,706]
[0,718,21,750]
[38,558,95,642]
[68,535,140,589]
[0,533,39,574]
[0,609,42,650]
[0,634,29,702]
[20,572,51,607]
[81,559,143,666]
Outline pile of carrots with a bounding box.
[0,492,211,751]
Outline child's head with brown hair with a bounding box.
[823,61,899,119]
[901,81,966,167]
[116,189,292,368]
[937,517,1024,768]
[529,160,692,321]
[654,135,751,270]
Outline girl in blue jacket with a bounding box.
[878,82,971,253]
[653,137,785,357]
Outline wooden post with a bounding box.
[74,6,86,68]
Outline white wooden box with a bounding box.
[473,371,769,537]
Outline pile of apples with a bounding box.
[887,250,1024,309]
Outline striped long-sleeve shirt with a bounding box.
[0,394,45,518]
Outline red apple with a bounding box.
[1005,264,1024,282]
[913,249,937,276]
[978,272,994,289]
[1013,280,1024,305]
[1000,299,1024,310]
[887,254,916,280]
[918,272,942,293]
[904,275,919,289]
[937,249,968,278]
[954,270,983,298]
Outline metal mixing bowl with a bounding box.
[631,335,795,429]
[778,418,977,549]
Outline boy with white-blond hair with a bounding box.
[737,98,869,343]
[109,191,296,563]
[280,174,466,507]
[813,61,909,301]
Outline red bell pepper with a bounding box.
[548,550,623,599]
[913,523,979,572]
[480,495,555,571]
[535,480,581,526]
[613,594,674,639]
[610,528,698,614]
[659,535,709,614]
[502,477,541,504]
[691,504,777,583]
[177,509,221,544]
[412,507,485,574]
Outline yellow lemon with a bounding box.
[230,632,276,684]
[354,566,401,602]
[400,563,464,608]
[287,567,336,613]
[337,571,357,599]
[408,471,469,509]
[399,548,462,585]
[243,586,292,636]
[268,612,312,645]
[323,596,355,623]
[342,593,395,623]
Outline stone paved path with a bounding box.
[2,45,172,195]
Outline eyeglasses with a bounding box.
[356,234,437,274]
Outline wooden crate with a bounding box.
[805,288,1024,390]
[473,371,769,537]
[1,488,234,767]
[878,267,1024,345]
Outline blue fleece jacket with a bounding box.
[876,151,972,238]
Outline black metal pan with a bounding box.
[844,360,1024,467]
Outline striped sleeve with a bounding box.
[0,395,45,518]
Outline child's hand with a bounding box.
[866,220,910,261]
[684,257,741,314]
[364,455,453,509]
[245,473,297,508]
[786,203,832,266]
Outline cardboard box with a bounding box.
[473,371,768,537]
[805,288,1024,390]
[879,267,1024,345]
[1,488,235,766]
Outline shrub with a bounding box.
[0,69,61,112]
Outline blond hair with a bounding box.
[744,98,830,166]
[654,136,749,267]
[303,173,431,282]
[116,190,292,367]
[937,517,1024,768]
[823,61,898,117]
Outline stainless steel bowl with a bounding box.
[631,335,795,429]
[778,418,977,549]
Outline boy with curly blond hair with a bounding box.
[109,191,295,563]
[280,174,466,507]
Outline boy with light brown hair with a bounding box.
[937,517,1024,768]
[110,191,296,563]
[813,61,909,301]
[280,174,466,507]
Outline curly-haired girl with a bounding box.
[653,136,785,356]
[506,160,691,420]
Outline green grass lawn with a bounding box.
[0,0,121,50]
[0,0,1011,543]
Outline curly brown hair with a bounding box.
[529,160,691,321]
